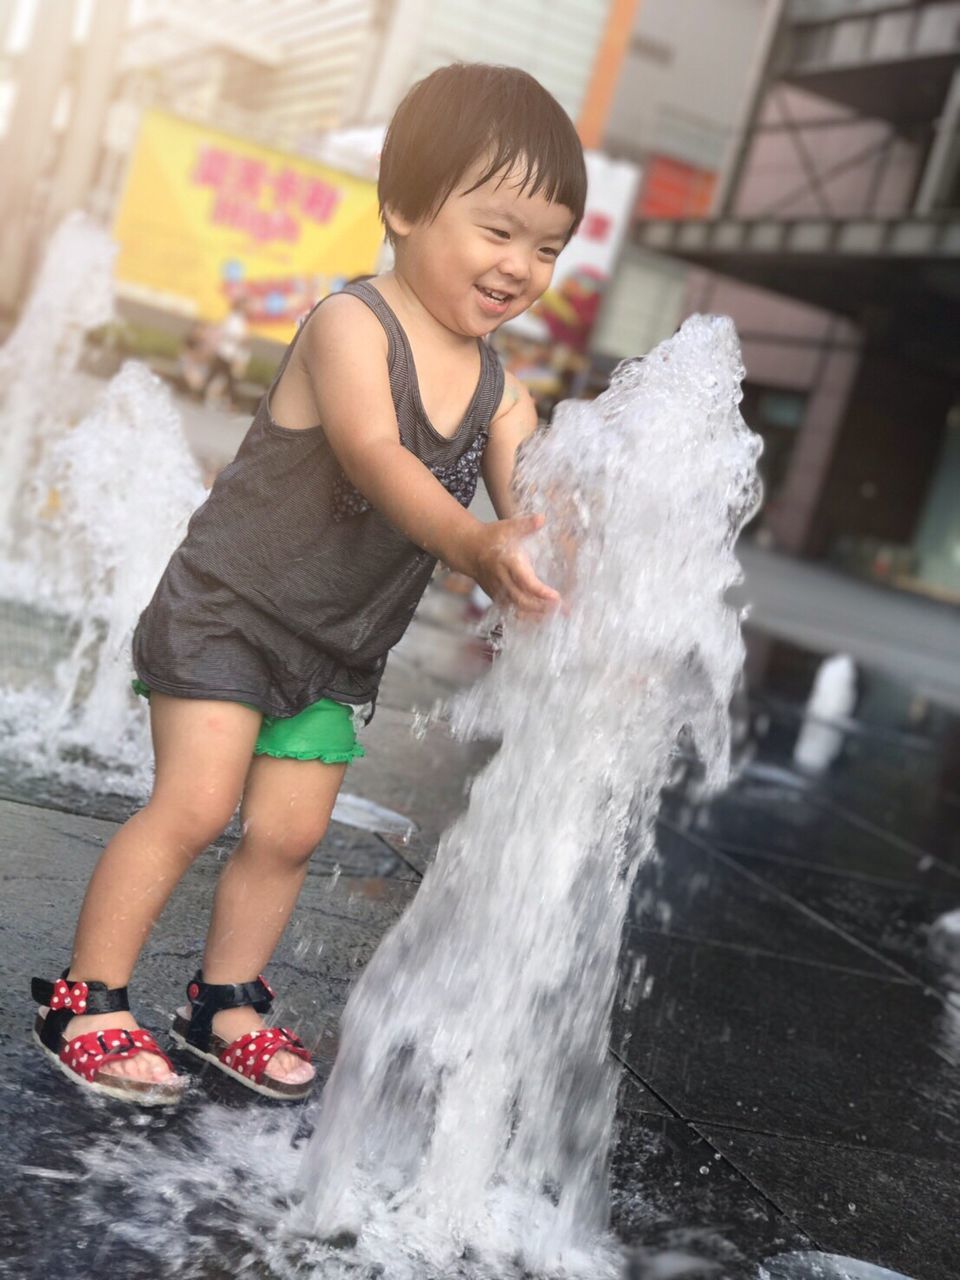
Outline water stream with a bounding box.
[288,316,762,1277]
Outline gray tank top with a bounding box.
[132,280,504,717]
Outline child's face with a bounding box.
[387,154,576,338]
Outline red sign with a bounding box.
[638,154,716,219]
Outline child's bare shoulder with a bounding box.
[298,290,389,365]
[274,291,393,430]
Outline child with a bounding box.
[31,63,587,1103]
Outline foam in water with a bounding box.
[287,316,762,1276]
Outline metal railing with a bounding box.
[633,212,960,260]
[789,0,935,22]
[787,0,960,69]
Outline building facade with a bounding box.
[592,0,771,360]
[629,0,960,602]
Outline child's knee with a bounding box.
[239,810,331,868]
[145,789,238,854]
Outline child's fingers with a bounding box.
[504,512,546,540]
[492,569,543,615]
[508,556,560,604]
[506,565,560,616]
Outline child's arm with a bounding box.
[481,372,538,520]
[300,295,559,618]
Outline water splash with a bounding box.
[928,907,960,995]
[0,223,422,842]
[0,359,206,792]
[793,654,857,775]
[42,363,206,769]
[0,213,115,571]
[292,316,762,1276]
[761,1253,916,1280]
[331,792,418,844]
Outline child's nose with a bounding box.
[498,250,531,283]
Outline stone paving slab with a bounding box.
[4,565,960,1275]
[698,1124,959,1280]
[611,1092,813,1279]
[719,852,960,993]
[630,826,895,978]
[697,787,960,891]
[0,800,415,1044]
[615,929,960,1162]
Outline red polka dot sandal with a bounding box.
[30,970,185,1105]
[169,971,314,1101]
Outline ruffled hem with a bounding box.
[252,746,366,764]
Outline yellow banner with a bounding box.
[113,109,384,342]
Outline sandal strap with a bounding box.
[183,970,275,1051]
[59,1027,173,1083]
[219,1027,310,1084]
[31,969,130,1052]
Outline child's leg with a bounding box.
[58,694,261,1082]
[198,755,347,1083]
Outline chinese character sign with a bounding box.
[113,110,384,341]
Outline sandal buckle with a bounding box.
[96,1029,137,1056]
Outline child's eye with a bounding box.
[540,247,560,259]
[484,227,510,239]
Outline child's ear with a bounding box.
[382,204,415,242]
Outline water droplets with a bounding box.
[0,220,206,792]
[294,316,760,1275]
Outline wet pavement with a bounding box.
[1,584,958,1279]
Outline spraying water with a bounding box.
[0,222,419,839]
[0,213,115,572]
[290,316,762,1277]
[3,222,761,1273]
[0,214,201,792]
[793,654,857,775]
[761,1254,917,1280]
[0,355,206,791]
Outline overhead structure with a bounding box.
[634,0,960,378]
[629,0,960,588]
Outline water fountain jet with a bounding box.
[292,315,762,1278]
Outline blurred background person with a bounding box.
[177,319,217,398]
[202,296,250,410]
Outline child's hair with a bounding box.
[378,63,587,247]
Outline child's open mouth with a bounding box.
[475,286,512,314]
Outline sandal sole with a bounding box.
[32,1027,185,1107]
[170,1021,314,1101]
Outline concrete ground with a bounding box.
[1,375,958,1278]
[1,574,958,1279]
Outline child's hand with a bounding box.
[468,514,560,620]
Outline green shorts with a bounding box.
[131,679,366,765]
